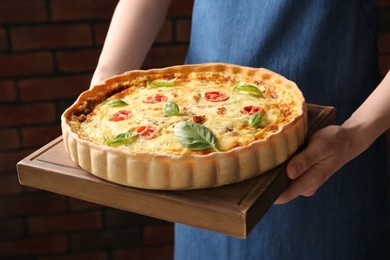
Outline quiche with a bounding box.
[61,63,307,190]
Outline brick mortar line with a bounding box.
[44,0,52,22]
[0,46,103,55]
[0,19,111,28]
[0,15,191,28]
[0,70,94,81]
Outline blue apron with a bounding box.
[175,1,389,259]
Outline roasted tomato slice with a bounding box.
[143,94,168,104]
[111,110,132,121]
[204,91,229,102]
[136,125,158,139]
[240,106,265,115]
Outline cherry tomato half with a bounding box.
[143,94,168,104]
[136,125,158,139]
[111,110,132,121]
[240,106,265,115]
[204,91,229,102]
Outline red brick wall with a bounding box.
[0,0,389,259]
[378,1,390,78]
[0,0,192,259]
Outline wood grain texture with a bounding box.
[17,104,335,238]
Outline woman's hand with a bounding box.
[275,70,390,204]
[275,125,356,204]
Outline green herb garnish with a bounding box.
[163,101,180,116]
[106,99,128,107]
[249,112,263,128]
[104,132,138,147]
[174,121,219,152]
[147,78,177,88]
[232,82,264,98]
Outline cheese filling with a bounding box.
[70,71,300,156]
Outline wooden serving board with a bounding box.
[17,104,335,238]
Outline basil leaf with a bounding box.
[174,121,219,152]
[163,101,180,116]
[232,83,264,98]
[147,77,177,88]
[107,99,128,107]
[231,81,240,92]
[104,132,138,147]
[249,112,263,128]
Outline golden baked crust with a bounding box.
[61,63,307,190]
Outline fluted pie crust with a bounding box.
[61,63,307,190]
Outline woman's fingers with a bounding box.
[275,126,347,204]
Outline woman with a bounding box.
[91,0,390,259]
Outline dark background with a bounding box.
[0,0,389,259]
